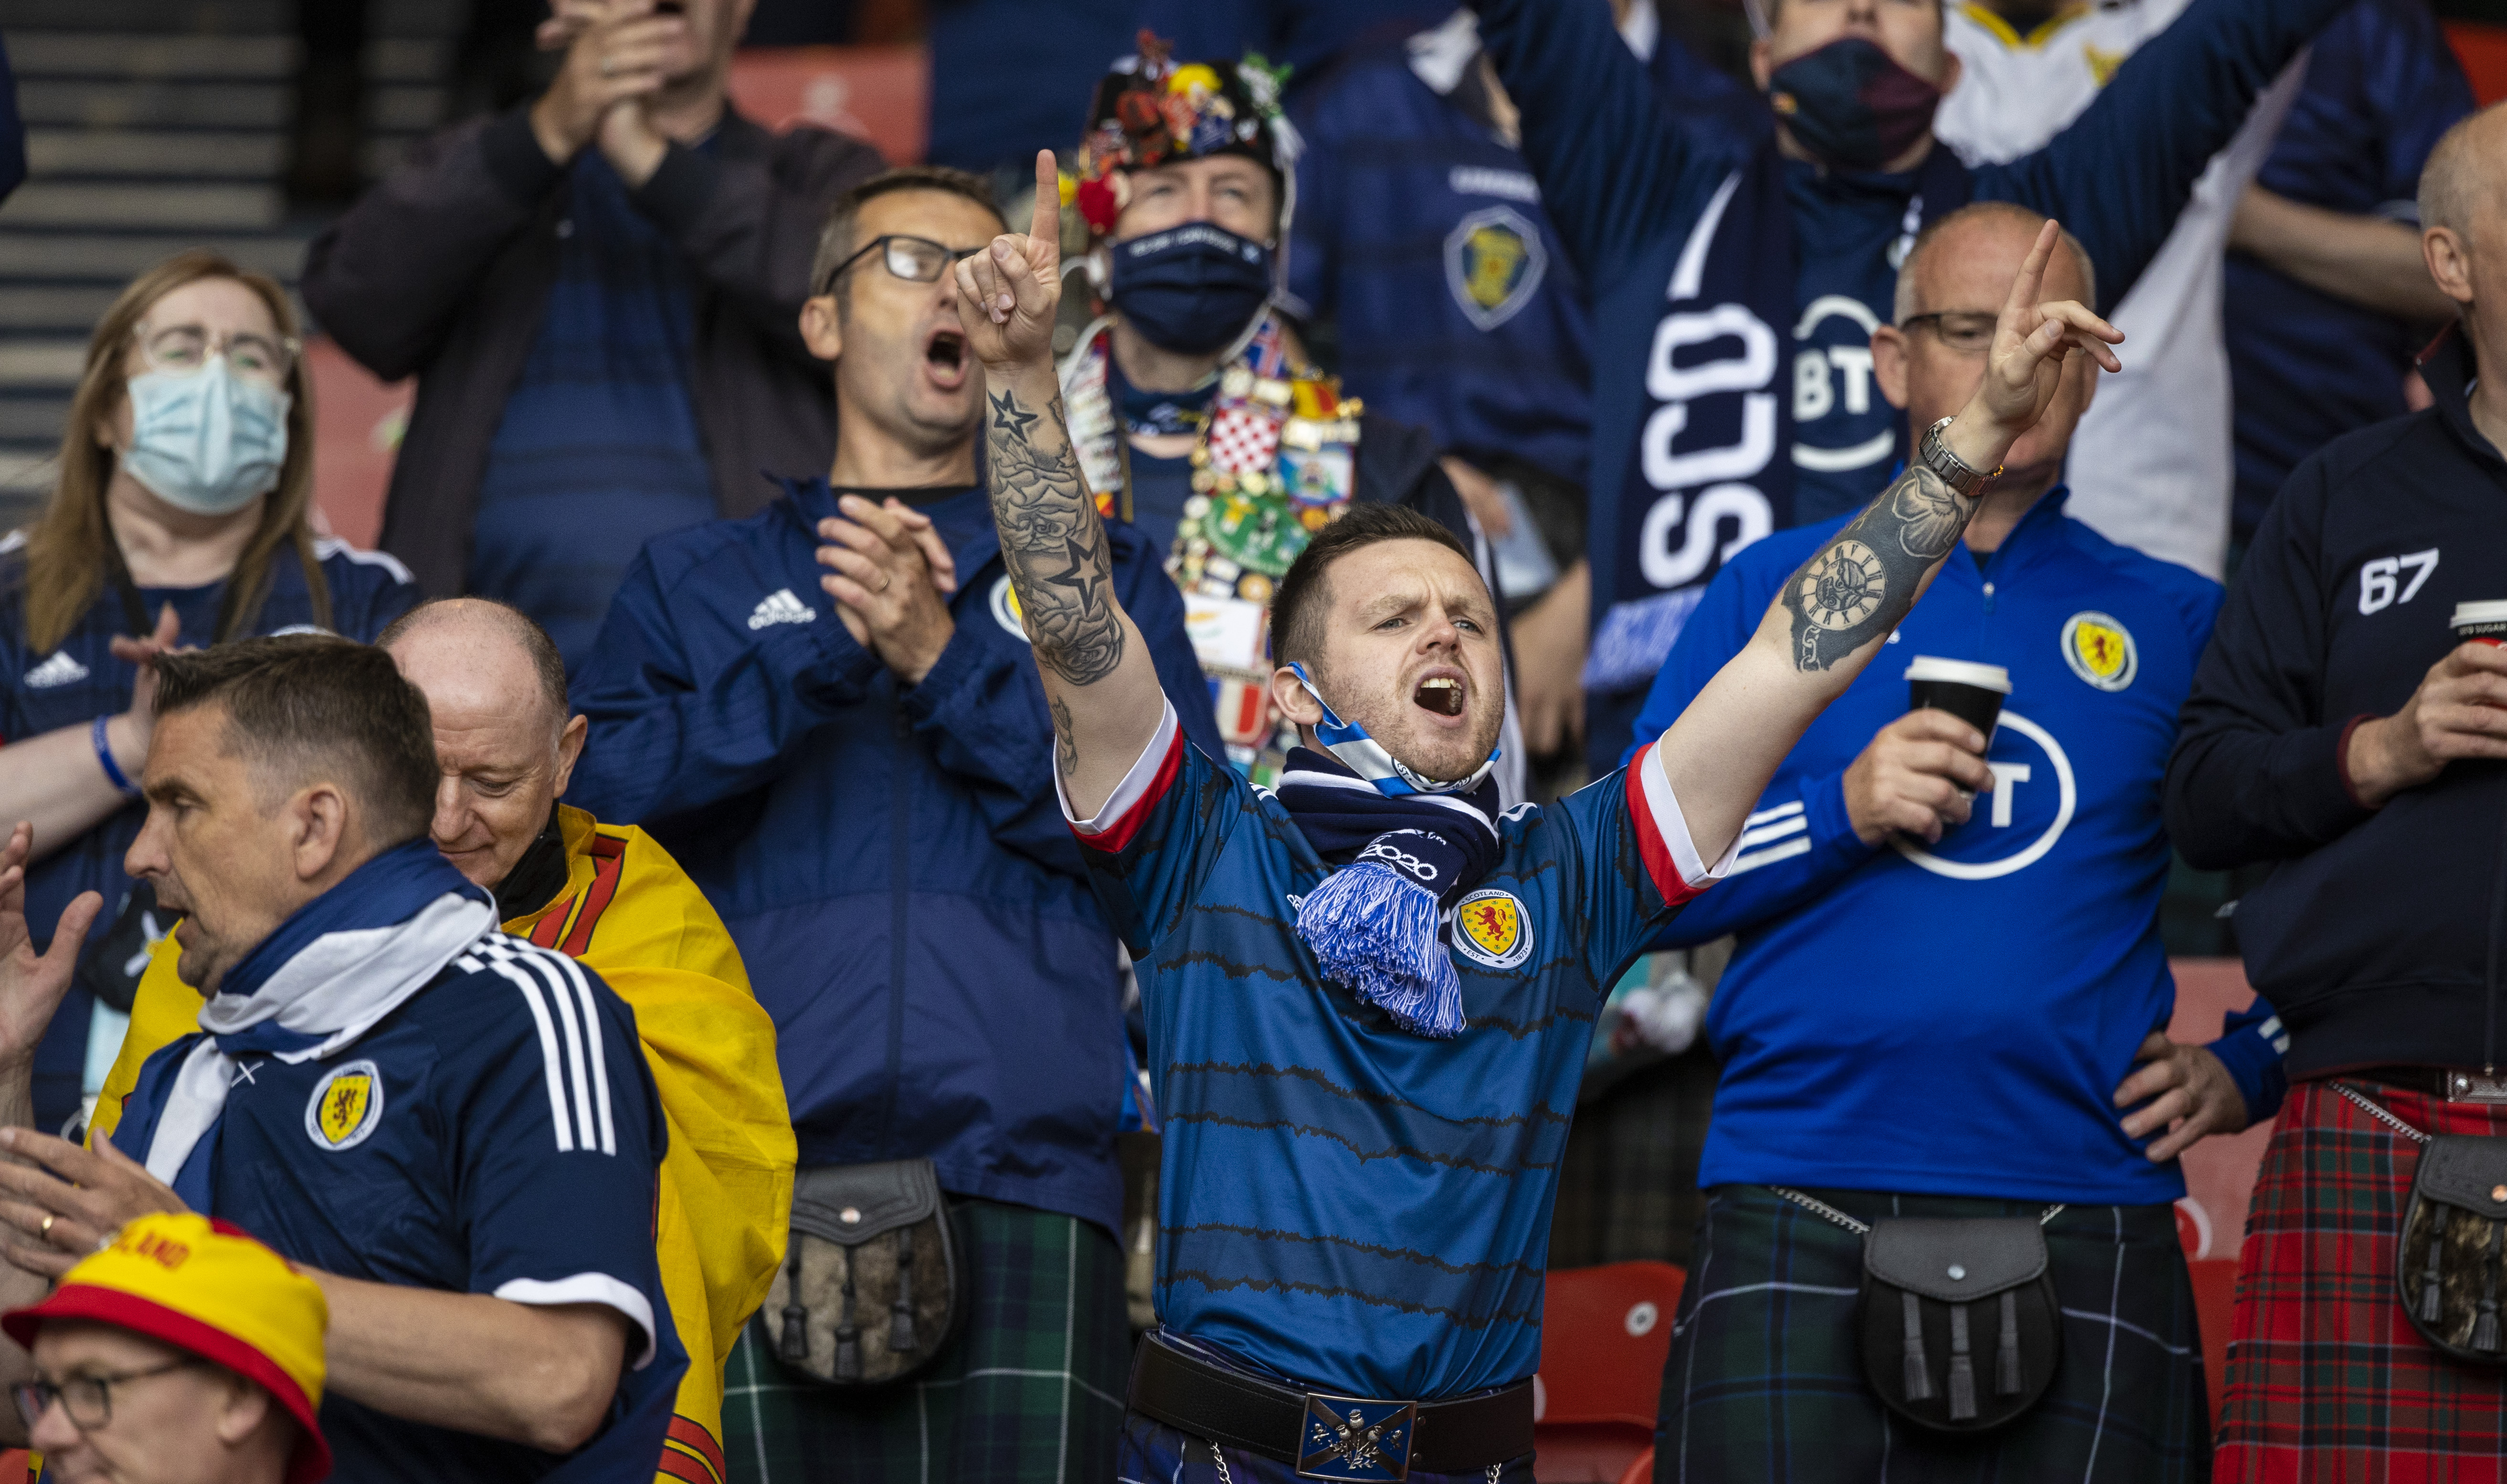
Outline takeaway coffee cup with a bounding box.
[1905,656,2012,739]
[2454,601,2507,646]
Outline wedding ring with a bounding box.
[39,1214,53,1238]
[878,572,893,594]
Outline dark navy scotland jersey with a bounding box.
[1067,702,1717,1399]
[110,933,681,1482]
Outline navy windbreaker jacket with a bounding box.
[567,478,1224,1235]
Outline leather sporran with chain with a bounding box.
[760,1160,965,1388]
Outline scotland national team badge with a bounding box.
[1453,887,1533,971]
[305,1060,384,1152]
[1444,205,1547,331]
[1297,1392,1417,1481]
[990,574,1029,640]
[2061,610,2137,692]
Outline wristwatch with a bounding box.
[1917,415,2000,499]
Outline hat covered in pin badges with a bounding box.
[1065,32,1296,237]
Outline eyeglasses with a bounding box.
[12,1358,203,1432]
[1899,312,1998,356]
[816,235,988,296]
[131,322,300,389]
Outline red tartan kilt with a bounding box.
[2218,1080,2507,1483]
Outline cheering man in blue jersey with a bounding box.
[1472,0,2349,774]
[1627,201,2283,1482]
[953,149,2117,1482]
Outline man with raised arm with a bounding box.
[953,152,2117,1483]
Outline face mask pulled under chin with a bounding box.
[1767,35,1942,173]
[120,358,291,516]
[1107,221,1275,355]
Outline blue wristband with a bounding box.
[92,715,140,798]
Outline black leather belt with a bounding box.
[2342,1066,2507,1103]
[1128,1333,1534,1479]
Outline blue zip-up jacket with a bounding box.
[566,479,1223,1235]
[1474,0,2349,773]
[0,534,417,1134]
[1627,491,2285,1203]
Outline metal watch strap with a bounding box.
[1918,416,1999,498]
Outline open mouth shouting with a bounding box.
[1414,673,1465,718]
[924,326,969,390]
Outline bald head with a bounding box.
[376,599,586,894]
[1896,200,2095,324]
[2422,102,2507,242]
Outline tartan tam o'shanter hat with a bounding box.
[1067,31,1297,236]
[4,1212,332,1484]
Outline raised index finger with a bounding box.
[1028,149,1062,267]
[2001,218,2061,325]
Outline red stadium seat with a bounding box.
[2188,1256,2241,1428]
[1615,1447,1655,1484]
[1534,1263,1683,1483]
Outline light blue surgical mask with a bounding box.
[122,357,290,516]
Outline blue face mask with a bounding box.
[1108,221,1274,355]
[122,358,290,516]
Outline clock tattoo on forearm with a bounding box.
[1780,463,1980,672]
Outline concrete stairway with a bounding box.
[0,0,466,532]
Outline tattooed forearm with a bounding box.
[985,387,1127,685]
[1779,463,1981,672]
[1051,694,1077,782]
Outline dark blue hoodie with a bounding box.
[567,479,1222,1234]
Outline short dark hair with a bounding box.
[152,635,437,845]
[1269,504,1476,671]
[811,165,1003,297]
[377,598,569,727]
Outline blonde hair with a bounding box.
[17,249,326,655]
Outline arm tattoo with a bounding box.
[985,387,1127,685]
[1051,694,1077,783]
[1779,463,1981,672]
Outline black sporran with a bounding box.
[759,1160,966,1387]
[1776,1189,2063,1433]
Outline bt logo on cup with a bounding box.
[1896,657,2076,882]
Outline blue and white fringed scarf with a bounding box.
[1276,665,1501,1039]
[113,839,499,1208]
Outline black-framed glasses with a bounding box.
[815,235,988,296]
[12,1358,202,1432]
[1899,311,1998,356]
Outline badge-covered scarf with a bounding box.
[113,839,497,1208]
[1274,666,1501,1038]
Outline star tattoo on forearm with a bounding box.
[1779,463,1980,673]
[985,388,1126,686]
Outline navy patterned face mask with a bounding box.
[1767,36,1943,172]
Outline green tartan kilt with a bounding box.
[721,1197,1130,1484]
[1654,1186,2209,1484]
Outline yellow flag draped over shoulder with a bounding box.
[93,807,794,1484]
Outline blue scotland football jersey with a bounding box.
[1067,702,1718,1400]
[111,933,681,1481]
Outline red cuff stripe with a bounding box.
[1075,725,1185,856]
[1624,744,1703,909]
[657,1443,719,1484]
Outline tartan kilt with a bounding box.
[720,1198,1129,1484]
[1655,1185,2208,1483]
[1116,1408,1531,1483]
[2216,1079,2507,1482]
